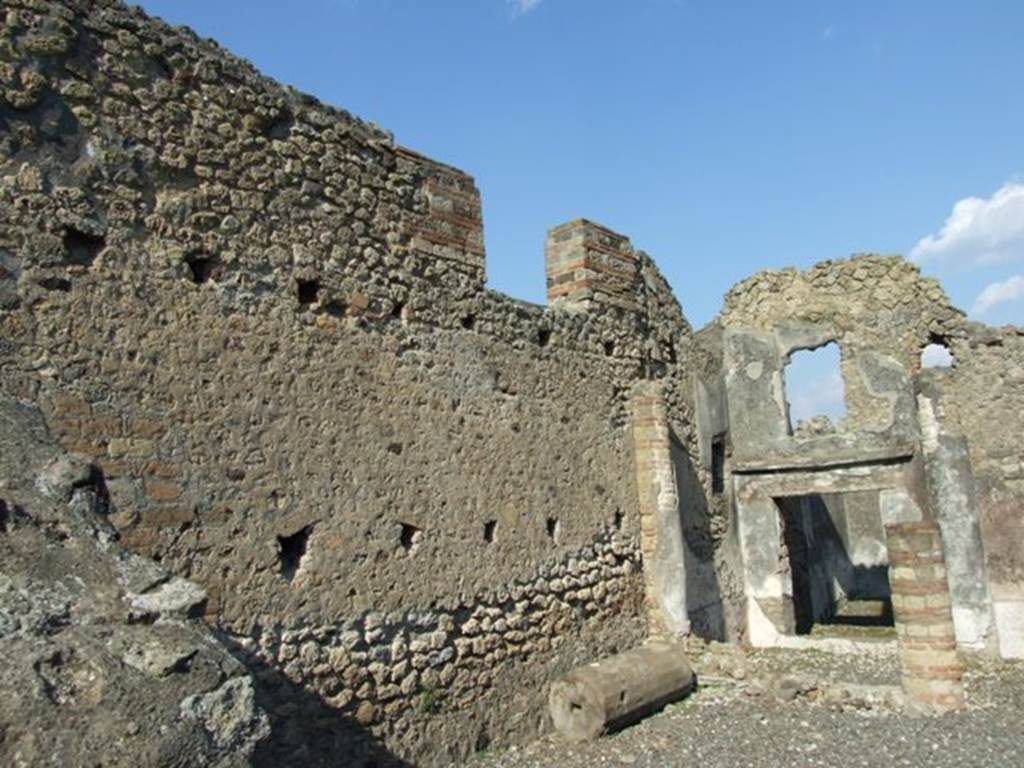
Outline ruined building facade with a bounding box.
[1,1,1022,764]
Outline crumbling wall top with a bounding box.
[720,254,963,365]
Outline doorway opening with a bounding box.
[774,493,893,637]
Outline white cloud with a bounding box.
[509,0,543,16]
[971,274,1024,315]
[910,182,1024,267]
[789,368,845,423]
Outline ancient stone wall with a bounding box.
[6,1,1021,761]
[0,1,708,762]
[932,326,1024,657]
[721,256,962,363]
[719,255,1023,658]
[0,395,271,768]
[720,255,962,457]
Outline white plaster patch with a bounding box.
[879,489,923,525]
[745,597,781,647]
[993,600,1024,659]
[916,394,941,454]
[652,468,690,637]
[753,573,784,600]
[951,605,995,651]
[775,634,897,656]
[745,361,764,380]
[851,539,889,568]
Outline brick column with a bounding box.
[885,522,966,712]
[630,383,689,638]
[546,220,640,312]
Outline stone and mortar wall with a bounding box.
[721,256,963,372]
[720,255,963,463]
[687,321,745,641]
[0,396,272,768]
[551,222,746,644]
[715,256,962,643]
[0,1,706,762]
[930,326,1024,657]
[630,384,688,639]
[719,255,1024,657]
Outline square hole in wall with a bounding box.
[921,337,955,369]
[783,342,847,435]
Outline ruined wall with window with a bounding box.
[719,255,963,461]
[718,256,1022,657]
[715,258,959,643]
[5,1,1023,764]
[0,1,716,763]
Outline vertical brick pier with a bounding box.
[630,383,690,638]
[885,521,966,712]
[546,220,640,312]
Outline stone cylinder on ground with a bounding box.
[885,521,966,713]
[549,641,694,741]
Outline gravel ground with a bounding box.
[475,646,1024,768]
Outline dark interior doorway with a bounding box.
[775,494,894,636]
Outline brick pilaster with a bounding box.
[631,383,689,637]
[546,219,640,312]
[886,521,966,712]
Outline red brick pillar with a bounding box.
[546,220,640,312]
[885,522,966,712]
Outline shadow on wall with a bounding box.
[670,432,727,641]
[218,635,413,768]
[775,494,892,635]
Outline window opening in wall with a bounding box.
[774,495,893,637]
[783,342,846,435]
[483,520,497,543]
[37,276,71,292]
[921,337,954,369]
[710,434,726,495]
[264,107,295,140]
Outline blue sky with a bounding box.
[136,0,1024,338]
